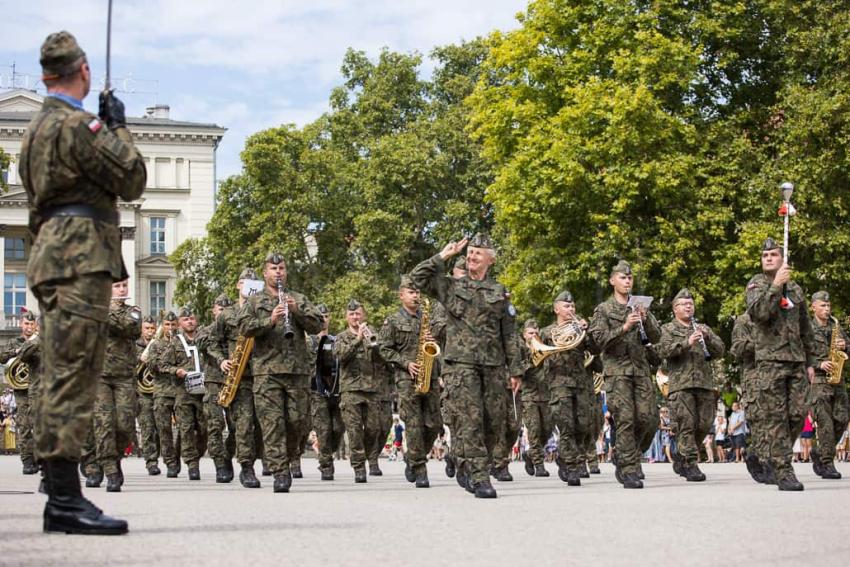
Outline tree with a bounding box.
[0,148,10,192]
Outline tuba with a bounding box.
[218,335,254,408]
[5,357,30,390]
[528,320,586,367]
[826,316,848,386]
[414,297,441,394]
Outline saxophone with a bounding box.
[218,335,254,407]
[414,297,441,394]
[826,316,848,386]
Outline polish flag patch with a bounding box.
[88,118,103,133]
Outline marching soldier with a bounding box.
[409,234,524,499]
[151,312,182,478]
[367,354,394,478]
[20,31,146,533]
[731,313,768,483]
[808,291,849,480]
[309,304,345,480]
[95,279,141,492]
[379,275,445,488]
[519,320,552,478]
[334,300,390,483]
[656,289,724,482]
[439,257,464,480]
[237,253,323,493]
[0,311,39,475]
[744,238,816,491]
[588,261,661,489]
[136,316,161,475]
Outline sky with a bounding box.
[1,0,526,180]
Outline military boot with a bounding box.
[369,463,383,476]
[273,472,292,493]
[38,476,46,495]
[22,462,39,475]
[261,462,271,476]
[579,462,590,479]
[290,461,303,479]
[474,480,497,499]
[777,470,804,491]
[415,469,430,488]
[820,461,842,480]
[684,464,706,482]
[42,459,128,535]
[745,454,765,484]
[524,454,535,477]
[672,452,686,477]
[762,462,777,485]
[116,461,124,487]
[811,449,825,477]
[105,474,121,493]
[147,463,161,476]
[637,463,645,480]
[565,468,581,486]
[85,469,103,488]
[589,462,601,474]
[456,463,469,490]
[557,459,570,483]
[354,468,367,484]
[611,452,624,485]
[404,458,416,483]
[215,465,230,483]
[224,460,234,482]
[239,464,261,488]
[622,473,643,489]
[534,463,550,477]
[444,455,456,478]
[492,466,513,482]
[188,466,201,481]
[319,467,334,481]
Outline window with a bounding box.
[4,273,27,317]
[4,238,26,260]
[150,280,166,317]
[150,217,166,254]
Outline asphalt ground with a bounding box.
[1,455,848,566]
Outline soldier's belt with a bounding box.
[40,204,119,227]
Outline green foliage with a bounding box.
[170,238,227,325]
[0,148,10,192]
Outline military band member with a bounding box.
[136,316,161,475]
[745,238,816,491]
[95,279,141,492]
[309,304,345,480]
[518,320,552,478]
[544,291,597,486]
[0,311,39,475]
[21,31,146,534]
[730,313,765,482]
[409,234,523,499]
[368,354,394,477]
[438,257,463,479]
[808,291,849,480]
[238,253,323,493]
[151,312,182,478]
[379,275,444,488]
[656,288,724,482]
[588,261,661,489]
[209,268,262,488]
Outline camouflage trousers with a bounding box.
[398,380,443,472]
[340,391,382,470]
[747,361,808,477]
[311,392,344,471]
[586,392,604,466]
[669,388,715,465]
[522,399,552,466]
[230,378,259,465]
[253,373,309,474]
[739,369,763,462]
[807,382,849,461]
[33,273,111,462]
[203,382,236,467]
[442,362,507,484]
[176,391,207,467]
[493,387,519,470]
[12,390,34,467]
[136,392,160,467]
[440,379,458,463]
[153,394,180,468]
[606,374,658,476]
[93,375,136,475]
[550,386,594,469]
[370,399,393,466]
[81,419,100,476]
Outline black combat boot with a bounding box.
[354,468,367,483]
[224,460,234,482]
[273,472,292,493]
[672,452,685,477]
[166,463,180,478]
[777,470,804,491]
[22,462,39,475]
[239,464,261,488]
[369,463,383,476]
[116,460,124,487]
[215,465,230,483]
[566,469,581,486]
[820,461,842,480]
[745,454,765,484]
[684,464,706,482]
[811,449,825,477]
[456,463,469,490]
[261,462,271,476]
[146,463,161,476]
[622,472,643,489]
[589,462,601,474]
[188,465,200,481]
[415,470,430,488]
[105,474,121,493]
[42,459,128,535]
[524,454,535,477]
[611,452,624,485]
[319,467,334,481]
[444,455,456,478]
[85,469,103,488]
[474,480,497,499]
[579,462,590,479]
[637,463,645,480]
[492,466,513,482]
[404,458,416,483]
[290,461,303,479]
[534,463,550,477]
[762,462,777,485]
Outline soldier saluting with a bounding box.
[19,31,146,534]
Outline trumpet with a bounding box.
[359,322,378,346]
[277,277,295,339]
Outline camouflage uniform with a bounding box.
[808,307,849,465]
[518,340,551,468]
[237,286,323,476]
[0,336,35,470]
[18,334,43,436]
[492,372,519,472]
[368,364,394,472]
[731,313,761,461]
[745,270,815,482]
[94,300,141,476]
[151,332,182,472]
[134,336,160,470]
[378,304,444,477]
[309,333,344,474]
[197,322,235,470]
[409,252,523,488]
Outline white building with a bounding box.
[0,88,226,336]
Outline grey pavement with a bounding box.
[1,455,849,566]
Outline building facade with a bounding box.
[0,88,226,339]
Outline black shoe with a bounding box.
[369,464,382,476]
[456,464,469,490]
[415,471,430,488]
[188,467,200,481]
[166,465,179,478]
[116,461,124,487]
[261,464,271,476]
[557,460,569,483]
[821,462,842,480]
[147,464,161,476]
[672,452,685,477]
[464,473,475,494]
[85,470,103,488]
[762,462,777,485]
[589,463,601,474]
[566,469,581,486]
[215,466,230,483]
[106,474,121,493]
[239,465,261,488]
[534,464,550,477]
[684,464,706,482]
[22,463,39,475]
[579,462,590,479]
[474,480,497,499]
[354,468,367,483]
[273,473,292,493]
[225,460,234,479]
[745,454,765,484]
[42,459,128,535]
[623,473,643,489]
[637,464,645,480]
[492,466,513,482]
[777,471,804,491]
[404,459,416,483]
[524,454,535,477]
[811,449,825,477]
[320,468,334,481]
[613,461,624,485]
[290,462,303,479]
[445,455,456,478]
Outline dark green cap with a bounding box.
[163,311,178,322]
[812,291,830,303]
[610,260,632,276]
[21,311,36,322]
[468,233,494,250]
[178,306,194,318]
[317,303,329,315]
[554,291,574,304]
[399,275,417,291]
[40,31,86,79]
[523,319,539,331]
[238,267,257,280]
[264,252,285,265]
[347,299,362,312]
[672,288,693,305]
[142,315,157,325]
[762,237,781,252]
[214,293,232,308]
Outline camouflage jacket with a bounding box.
[0,336,26,364]
[408,254,522,375]
[540,322,596,392]
[588,296,661,378]
[811,318,850,385]
[657,320,724,394]
[518,340,549,402]
[102,301,141,378]
[208,303,252,379]
[237,288,323,376]
[378,307,442,389]
[730,314,757,377]
[745,274,815,365]
[155,332,202,391]
[334,327,390,394]
[196,323,225,384]
[19,97,146,289]
[148,335,181,398]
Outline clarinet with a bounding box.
[277,277,295,339]
[628,295,651,346]
[691,316,711,360]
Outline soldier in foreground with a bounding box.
[20,31,146,534]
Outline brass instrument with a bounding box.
[655,369,670,398]
[826,316,847,386]
[5,357,30,390]
[414,297,441,394]
[136,322,166,395]
[359,323,378,346]
[218,335,254,408]
[528,320,586,367]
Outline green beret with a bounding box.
[21,311,37,322]
[238,267,257,280]
[163,311,178,322]
[40,31,86,79]
[762,237,781,252]
[347,299,362,312]
[317,304,329,315]
[672,288,693,305]
[214,293,232,308]
[453,256,467,270]
[554,291,574,304]
[468,233,494,250]
[523,319,539,331]
[399,275,417,291]
[610,260,632,276]
[264,252,285,265]
[178,306,194,318]
[812,291,830,303]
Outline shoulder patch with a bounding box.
[88,118,103,133]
